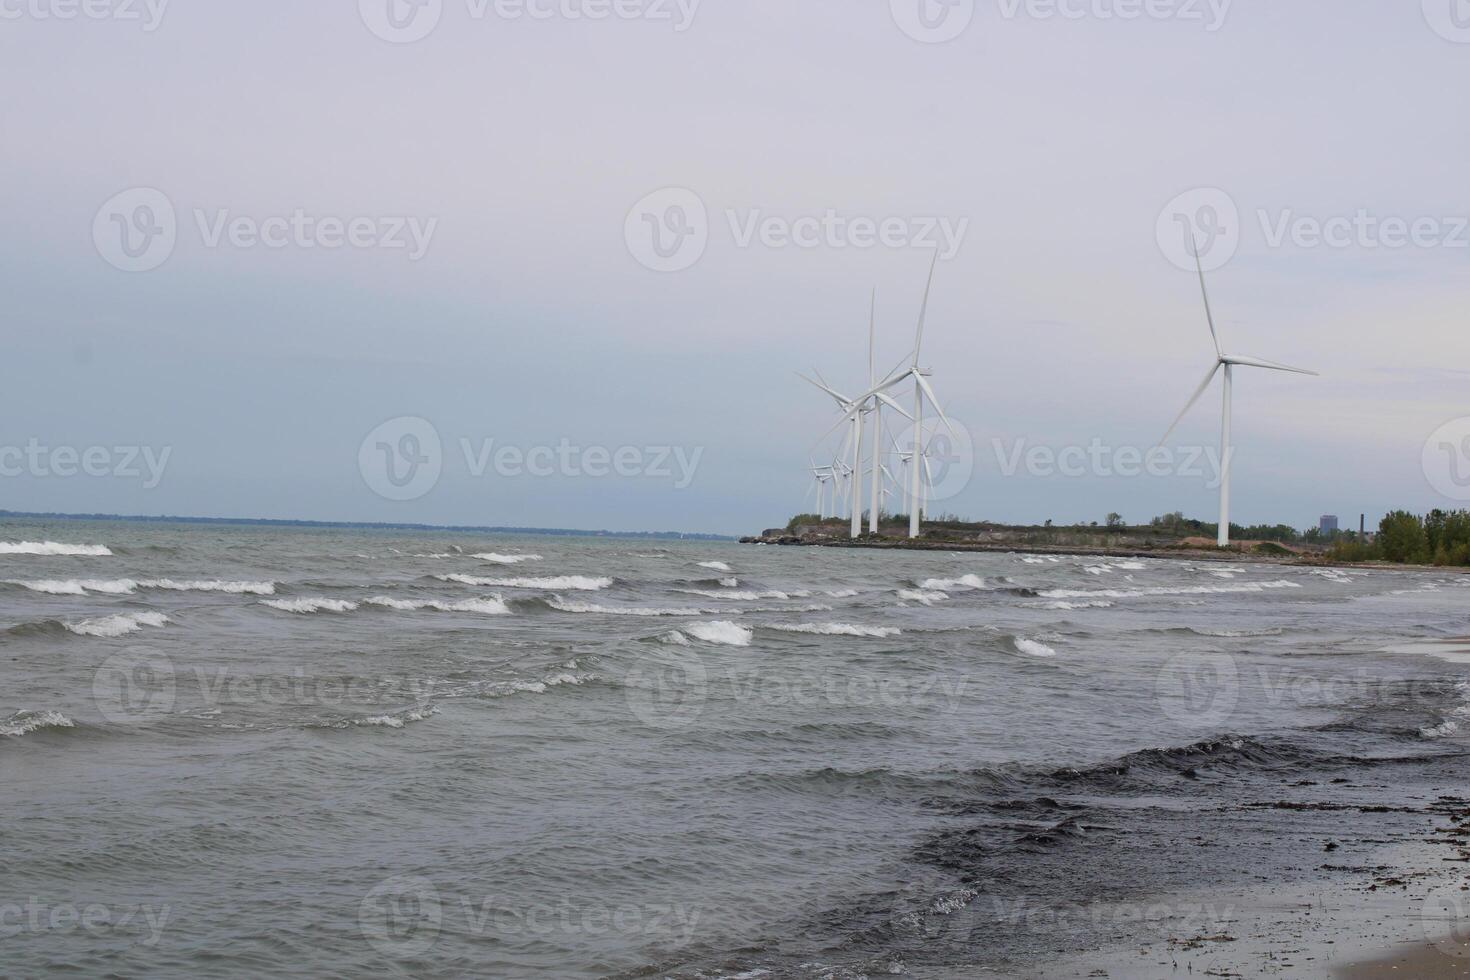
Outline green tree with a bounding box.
[1378,511,1429,564]
[1106,513,1124,529]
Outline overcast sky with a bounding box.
[2,0,1467,535]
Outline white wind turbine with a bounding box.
[854,252,955,539]
[1158,240,1319,548]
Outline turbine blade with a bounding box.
[913,250,939,368]
[914,374,956,438]
[1193,237,1223,357]
[798,371,854,408]
[873,391,913,421]
[1159,361,1223,446]
[868,288,876,386]
[921,454,935,483]
[1226,354,1320,376]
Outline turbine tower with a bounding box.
[1158,240,1319,548]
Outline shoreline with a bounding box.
[740,531,1470,574]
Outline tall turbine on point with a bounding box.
[1158,240,1319,548]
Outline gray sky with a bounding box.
[3,0,1468,535]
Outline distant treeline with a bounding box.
[1329,510,1470,566]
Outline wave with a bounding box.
[825,588,859,598]
[472,553,542,564]
[545,597,715,617]
[438,574,611,591]
[1,710,77,737]
[6,578,138,595]
[64,611,170,638]
[144,579,277,595]
[363,596,510,615]
[677,588,803,601]
[0,541,112,556]
[313,705,440,731]
[686,621,752,646]
[897,588,949,606]
[767,623,901,638]
[1014,637,1057,658]
[698,561,733,572]
[1028,599,1114,610]
[1038,580,1303,601]
[919,574,986,591]
[261,598,359,614]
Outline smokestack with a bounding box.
[1360,514,1365,538]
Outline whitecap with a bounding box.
[261,598,359,614]
[698,561,733,572]
[686,621,752,646]
[1014,637,1057,658]
[897,588,949,606]
[919,574,985,591]
[363,596,510,615]
[356,705,439,729]
[1,710,76,736]
[64,611,170,637]
[677,588,791,601]
[438,574,611,591]
[1029,599,1114,610]
[825,588,859,598]
[547,597,714,617]
[7,578,138,596]
[0,541,112,556]
[1039,581,1302,601]
[143,579,277,596]
[768,623,901,638]
[472,553,543,564]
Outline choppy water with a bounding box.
[2,519,1468,977]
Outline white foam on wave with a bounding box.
[472,553,543,564]
[718,577,739,588]
[659,630,692,645]
[7,578,138,595]
[0,541,112,556]
[356,705,439,729]
[1039,580,1303,601]
[686,621,752,646]
[919,574,985,591]
[438,574,611,591]
[897,588,948,606]
[825,588,858,598]
[547,596,715,617]
[145,579,277,596]
[64,611,170,637]
[262,598,359,614]
[678,588,798,601]
[698,561,733,572]
[1030,599,1114,610]
[364,595,510,615]
[768,622,901,638]
[1014,637,1058,658]
[1189,626,1285,638]
[1,710,77,736]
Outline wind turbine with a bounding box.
[1158,240,1319,548]
[800,371,866,537]
[850,253,955,539]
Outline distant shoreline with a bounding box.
[0,510,735,542]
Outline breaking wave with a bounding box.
[0,541,112,556]
[262,598,359,614]
[363,596,511,615]
[438,574,612,591]
[1,710,77,737]
[686,621,753,646]
[472,553,542,564]
[64,611,170,638]
[1014,637,1058,658]
[768,623,901,638]
[546,597,714,617]
[698,561,733,572]
[1039,581,1303,601]
[919,574,986,591]
[898,588,949,606]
